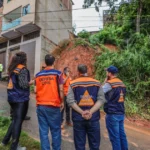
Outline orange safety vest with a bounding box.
[35,67,62,107]
[63,74,71,96]
[8,64,25,89]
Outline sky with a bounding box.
[72,0,100,34]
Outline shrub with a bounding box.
[74,38,94,48]
[78,30,90,39]
[0,117,10,127]
[94,40,150,118]
[88,25,125,48]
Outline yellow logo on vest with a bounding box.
[78,90,94,107]
[7,78,13,89]
[118,90,124,102]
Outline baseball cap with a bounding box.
[106,65,118,74]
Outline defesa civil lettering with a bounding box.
[39,77,54,85]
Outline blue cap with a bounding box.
[106,65,118,74]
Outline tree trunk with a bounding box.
[136,0,143,33]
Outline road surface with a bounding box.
[0,83,150,150]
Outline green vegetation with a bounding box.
[0,117,40,150]
[30,85,34,93]
[74,38,94,48]
[95,46,150,119]
[78,0,150,120]
[78,30,90,39]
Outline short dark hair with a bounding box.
[45,54,55,66]
[78,64,87,74]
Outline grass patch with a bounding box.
[125,100,150,120]
[0,117,40,150]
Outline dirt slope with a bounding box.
[51,39,117,79]
[55,43,96,79]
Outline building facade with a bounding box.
[0,0,72,76]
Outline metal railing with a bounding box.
[2,18,21,31]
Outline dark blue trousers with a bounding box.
[61,96,71,123]
[73,120,100,150]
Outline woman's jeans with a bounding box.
[2,101,29,150]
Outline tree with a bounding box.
[135,0,150,33]
[83,0,118,12]
[83,0,150,33]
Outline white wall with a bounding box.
[73,0,121,33]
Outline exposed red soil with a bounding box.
[55,46,96,79]
[51,40,118,79]
[100,111,150,130]
[126,117,150,129]
[54,41,96,79]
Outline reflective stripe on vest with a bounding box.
[71,77,101,88]
[107,78,126,88]
[106,78,126,103]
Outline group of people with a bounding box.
[0,51,128,150]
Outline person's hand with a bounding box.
[104,77,108,84]
[29,80,34,85]
[82,110,92,120]
[66,71,70,77]
[60,102,64,111]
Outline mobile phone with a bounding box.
[64,70,67,75]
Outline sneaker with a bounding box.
[17,145,26,150]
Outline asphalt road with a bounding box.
[0,83,150,150]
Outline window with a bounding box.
[23,31,40,42]
[9,37,21,46]
[60,4,63,10]
[0,0,3,7]
[22,5,30,16]
[0,42,7,49]
[0,51,6,70]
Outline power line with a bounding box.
[1,17,150,23]
[0,20,101,23]
[1,18,150,32]
[77,15,150,17]
[2,19,150,32]
[0,25,101,32]
[0,4,121,16]
[42,26,101,30]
